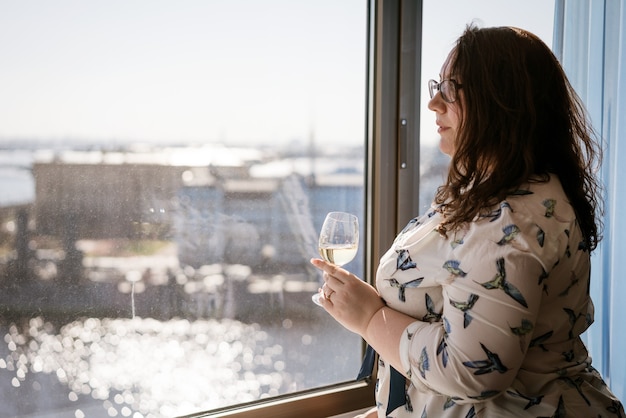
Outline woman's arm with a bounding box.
[310,258,417,375]
[311,218,547,400]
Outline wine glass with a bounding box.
[312,211,359,306]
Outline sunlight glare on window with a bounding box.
[0,1,367,416]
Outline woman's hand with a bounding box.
[310,258,385,336]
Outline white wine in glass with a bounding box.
[318,244,358,266]
[312,211,359,305]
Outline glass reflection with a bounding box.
[0,1,367,416]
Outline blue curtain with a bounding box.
[554,0,626,401]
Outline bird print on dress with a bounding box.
[396,248,417,271]
[607,399,625,416]
[451,236,464,249]
[449,294,479,328]
[464,406,476,418]
[506,389,544,410]
[442,260,468,277]
[437,317,451,367]
[543,198,556,218]
[422,293,442,322]
[496,224,521,245]
[538,268,550,295]
[417,347,429,379]
[563,307,589,339]
[563,229,572,258]
[536,395,566,418]
[480,201,513,222]
[468,390,500,400]
[442,396,464,410]
[560,376,592,406]
[406,327,415,341]
[463,342,509,375]
[510,318,534,352]
[536,224,545,247]
[562,349,575,362]
[558,271,580,297]
[529,330,554,351]
[404,389,414,413]
[385,277,425,302]
[399,217,420,234]
[476,257,528,308]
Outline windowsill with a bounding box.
[328,407,372,418]
[182,379,375,418]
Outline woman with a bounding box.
[311,25,624,417]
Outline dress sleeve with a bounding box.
[398,205,557,402]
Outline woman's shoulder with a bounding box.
[503,174,575,223]
[465,174,577,267]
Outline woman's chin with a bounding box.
[438,139,454,156]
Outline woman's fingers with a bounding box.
[310,258,348,284]
[310,257,385,335]
[324,272,344,291]
[321,282,334,299]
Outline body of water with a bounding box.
[0,313,360,418]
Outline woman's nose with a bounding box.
[427,93,445,113]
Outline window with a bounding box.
[0,1,570,418]
[0,2,368,417]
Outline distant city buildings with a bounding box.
[20,144,365,275]
[1,141,448,292]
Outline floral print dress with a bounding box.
[374,175,624,417]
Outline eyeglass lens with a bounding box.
[428,79,457,103]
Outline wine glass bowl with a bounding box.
[312,211,359,305]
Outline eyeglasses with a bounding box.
[428,79,463,103]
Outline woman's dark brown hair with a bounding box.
[434,25,603,250]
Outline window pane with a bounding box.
[0,1,367,417]
[419,0,555,208]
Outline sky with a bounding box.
[0,0,554,147]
